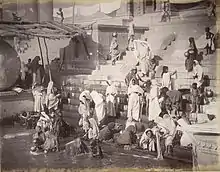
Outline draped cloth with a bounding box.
[127,85,144,122]
[193,61,204,87]
[162,73,172,90]
[133,40,154,75]
[156,115,176,147]
[110,37,120,61]
[46,81,59,110]
[148,81,161,121]
[88,118,100,140]
[177,118,195,147]
[32,86,43,113]
[100,0,121,14]
[139,128,156,151]
[74,4,100,16]
[78,90,91,132]
[90,91,106,125]
[106,83,118,117]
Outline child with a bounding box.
[191,83,200,113]
[57,8,64,23]
[139,128,156,152]
[161,66,177,90]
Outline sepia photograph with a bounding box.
[0,0,219,171]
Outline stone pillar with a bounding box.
[38,0,53,22]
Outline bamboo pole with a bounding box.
[43,38,52,81]
[37,37,44,67]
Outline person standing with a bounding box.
[110,32,120,65]
[127,17,135,50]
[127,85,144,122]
[161,66,177,90]
[188,37,198,57]
[31,56,41,87]
[90,91,106,126]
[78,90,92,133]
[205,27,215,55]
[125,67,139,87]
[161,0,171,22]
[193,60,204,89]
[57,8,64,23]
[184,51,194,73]
[134,38,153,77]
[148,80,161,122]
[106,80,118,118]
[191,83,200,113]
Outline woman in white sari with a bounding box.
[106,80,118,117]
[78,90,92,132]
[148,80,161,121]
[156,114,177,156]
[90,90,106,126]
[32,85,44,113]
[46,81,60,111]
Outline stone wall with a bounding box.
[96,24,147,58]
[0,92,33,119]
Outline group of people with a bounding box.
[30,81,69,154]
[17,56,46,90]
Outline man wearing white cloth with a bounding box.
[127,84,144,122]
[106,80,118,117]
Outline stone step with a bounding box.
[71,60,96,69]
[60,68,94,76]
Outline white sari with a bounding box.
[90,91,106,125]
[88,118,100,140]
[127,85,144,122]
[148,83,161,121]
[32,86,43,113]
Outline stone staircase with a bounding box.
[60,14,219,122]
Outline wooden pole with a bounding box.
[37,37,44,67]
[43,38,52,81]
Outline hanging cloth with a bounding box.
[100,0,121,14]
[75,4,100,16]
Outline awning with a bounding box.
[169,0,203,4]
[0,21,86,39]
